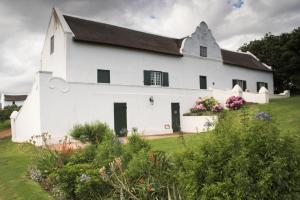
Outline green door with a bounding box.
[171,103,181,132]
[114,103,127,136]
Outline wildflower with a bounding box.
[79,173,91,183]
[255,111,272,121]
[99,166,106,176]
[114,157,122,168]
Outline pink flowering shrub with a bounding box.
[225,96,246,110]
[190,97,223,114]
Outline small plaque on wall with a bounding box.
[164,124,170,129]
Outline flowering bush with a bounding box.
[255,111,272,121]
[225,96,246,110]
[191,97,223,114]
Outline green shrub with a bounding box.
[70,122,114,144]
[0,104,20,121]
[68,145,97,164]
[94,136,124,167]
[124,150,180,199]
[176,113,300,199]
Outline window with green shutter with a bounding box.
[144,70,169,87]
[200,76,207,89]
[97,69,110,83]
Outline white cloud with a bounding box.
[0,0,299,94]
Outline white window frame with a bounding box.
[150,71,162,86]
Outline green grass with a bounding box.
[0,120,10,131]
[150,96,300,153]
[0,138,53,200]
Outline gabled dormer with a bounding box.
[182,22,222,61]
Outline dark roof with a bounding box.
[4,95,27,101]
[221,49,272,72]
[63,15,184,56]
[63,15,271,72]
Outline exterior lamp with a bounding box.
[149,96,154,105]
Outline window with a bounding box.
[232,79,247,91]
[257,82,268,92]
[150,71,162,86]
[200,46,207,57]
[199,76,207,89]
[144,70,169,87]
[97,69,110,83]
[50,36,54,54]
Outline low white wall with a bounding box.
[211,85,269,105]
[269,90,290,99]
[181,115,217,133]
[10,75,41,142]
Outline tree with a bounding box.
[239,27,300,94]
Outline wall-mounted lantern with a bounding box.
[149,96,154,105]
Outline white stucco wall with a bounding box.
[181,115,217,133]
[41,11,69,79]
[11,74,41,142]
[66,40,274,94]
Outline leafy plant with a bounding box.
[0,104,20,121]
[190,97,223,114]
[176,112,300,199]
[70,121,114,144]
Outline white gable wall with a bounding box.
[41,12,68,79]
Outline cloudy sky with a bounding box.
[0,0,299,94]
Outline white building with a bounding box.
[11,8,274,143]
[0,94,27,109]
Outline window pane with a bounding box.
[97,69,110,83]
[50,36,54,54]
[200,46,207,57]
[150,71,162,86]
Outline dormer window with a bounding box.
[200,46,207,57]
[50,36,54,54]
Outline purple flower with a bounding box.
[255,112,272,121]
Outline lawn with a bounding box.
[0,138,53,200]
[150,96,300,153]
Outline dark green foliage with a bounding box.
[70,121,114,144]
[49,163,112,200]
[240,27,300,94]
[176,112,300,199]
[0,105,20,121]
[94,136,124,167]
[125,150,180,199]
[68,145,97,164]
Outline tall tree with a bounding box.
[239,27,300,94]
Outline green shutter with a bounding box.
[232,79,237,88]
[200,76,207,89]
[162,72,169,87]
[97,69,110,83]
[144,70,151,85]
[242,80,247,91]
